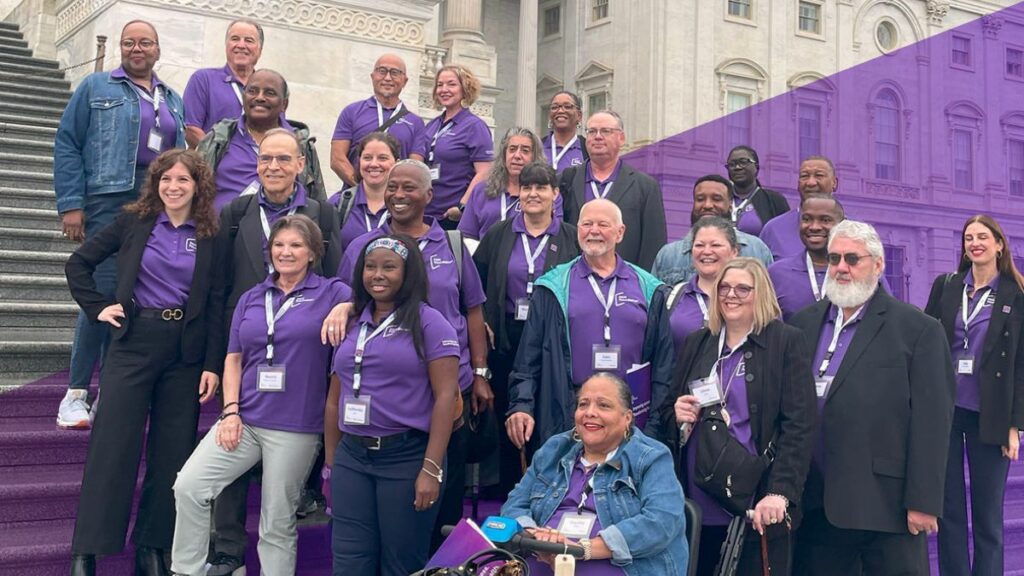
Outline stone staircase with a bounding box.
[0,19,76,381]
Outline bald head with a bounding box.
[371,53,409,105]
[578,199,625,260]
[580,199,623,226]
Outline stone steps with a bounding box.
[0,136,53,156]
[0,100,64,120]
[0,151,53,172]
[0,227,75,253]
[0,187,57,210]
[0,59,64,79]
[0,168,54,191]
[0,88,69,110]
[0,302,79,329]
[0,341,72,375]
[0,206,59,228]
[0,42,32,57]
[0,52,59,70]
[0,273,70,301]
[0,80,69,101]
[0,111,59,129]
[0,122,58,145]
[0,249,69,275]
[0,70,69,91]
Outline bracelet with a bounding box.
[420,466,443,483]
[218,411,240,422]
[423,457,443,474]
[579,537,593,561]
[221,402,239,412]
[766,493,789,508]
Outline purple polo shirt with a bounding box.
[332,303,460,436]
[811,304,864,464]
[420,108,494,219]
[332,96,427,169]
[686,345,754,525]
[668,277,708,351]
[541,132,586,174]
[457,181,564,240]
[228,273,352,433]
[952,270,998,411]
[567,256,648,385]
[505,213,561,315]
[733,191,765,236]
[133,213,197,308]
[183,64,244,132]
[328,184,389,252]
[769,252,828,321]
[255,185,309,269]
[583,161,623,203]
[213,116,296,211]
[759,210,802,260]
[337,218,487,391]
[111,67,177,167]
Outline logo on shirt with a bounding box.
[383,325,408,338]
[441,339,460,347]
[736,360,746,377]
[614,292,641,307]
[430,254,454,270]
[985,294,996,306]
[292,294,316,307]
[185,238,197,253]
[571,158,584,166]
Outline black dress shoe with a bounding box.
[70,554,95,576]
[134,546,168,576]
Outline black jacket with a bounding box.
[924,270,1024,445]
[747,185,790,226]
[65,212,227,375]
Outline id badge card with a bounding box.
[256,365,286,392]
[147,129,163,153]
[592,344,621,371]
[241,180,260,196]
[515,297,530,321]
[343,395,371,426]
[815,376,833,398]
[688,375,722,407]
[429,165,441,181]
[557,512,596,540]
[957,355,975,375]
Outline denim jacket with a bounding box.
[651,228,774,285]
[54,71,185,213]
[501,429,689,575]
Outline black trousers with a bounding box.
[431,391,471,552]
[793,508,929,576]
[490,316,527,498]
[71,316,201,555]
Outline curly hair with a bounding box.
[433,64,481,107]
[124,149,219,239]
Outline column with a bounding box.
[443,0,484,41]
[515,0,538,128]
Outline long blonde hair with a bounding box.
[707,257,781,335]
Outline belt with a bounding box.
[137,307,185,321]
[347,429,426,450]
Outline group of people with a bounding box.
[51,17,1022,576]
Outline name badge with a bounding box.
[515,297,530,321]
[429,165,441,181]
[815,376,833,398]
[256,365,286,392]
[557,512,597,540]
[241,180,260,196]
[343,395,371,426]
[689,375,722,407]
[592,344,621,371]
[147,129,163,153]
[957,356,975,375]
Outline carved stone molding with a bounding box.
[925,1,949,25]
[982,15,1003,39]
[864,179,921,201]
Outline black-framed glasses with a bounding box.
[826,252,873,266]
[549,103,578,112]
[373,67,406,78]
[121,39,157,50]
[724,158,756,169]
[717,283,754,299]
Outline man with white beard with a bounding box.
[788,220,955,576]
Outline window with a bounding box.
[884,245,906,301]
[873,90,901,181]
[542,4,561,38]
[1010,139,1024,197]
[728,0,752,19]
[951,35,972,68]
[1008,48,1024,79]
[725,92,752,150]
[587,92,607,117]
[592,0,609,22]
[952,129,974,190]
[798,1,821,35]
[798,103,822,161]
[876,21,897,52]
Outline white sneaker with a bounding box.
[57,389,91,429]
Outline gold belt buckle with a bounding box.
[161,308,184,321]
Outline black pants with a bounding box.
[695,522,792,576]
[431,391,471,552]
[793,508,928,576]
[71,316,201,555]
[490,316,527,498]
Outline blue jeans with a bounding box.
[67,179,143,390]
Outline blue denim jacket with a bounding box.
[501,429,689,575]
[651,228,774,285]
[54,71,185,213]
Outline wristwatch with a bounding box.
[457,202,467,212]
[473,367,492,380]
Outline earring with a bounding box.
[623,427,632,441]
[572,429,581,442]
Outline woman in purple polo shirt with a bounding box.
[170,215,351,576]
[325,234,460,575]
[421,64,494,230]
[666,258,815,576]
[330,132,399,252]
[666,216,739,352]
[542,91,587,173]
[925,215,1024,576]
[65,149,224,576]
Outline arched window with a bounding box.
[873,89,901,181]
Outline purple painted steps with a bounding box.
[0,372,332,575]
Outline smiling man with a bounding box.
[760,156,841,260]
[768,194,844,320]
[725,145,790,236]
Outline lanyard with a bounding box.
[230,82,244,106]
[427,115,456,164]
[695,291,709,322]
[520,233,550,295]
[352,312,397,397]
[363,210,389,233]
[134,84,164,130]
[551,135,579,169]
[818,305,864,377]
[260,204,299,272]
[588,275,618,346]
[376,100,404,131]
[418,238,429,252]
[961,283,992,349]
[711,329,749,392]
[264,290,297,365]
[806,252,827,302]
[576,466,597,516]
[730,187,759,223]
[589,180,613,200]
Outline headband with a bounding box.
[364,237,409,260]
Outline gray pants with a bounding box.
[171,422,320,576]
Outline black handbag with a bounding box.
[693,406,777,516]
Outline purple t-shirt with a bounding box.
[952,270,998,411]
[213,116,296,212]
[567,257,649,385]
[133,213,197,308]
[337,218,487,391]
[228,273,352,433]
[811,304,864,464]
[733,192,765,236]
[183,64,244,132]
[505,214,561,315]
[332,96,427,167]
[668,277,709,352]
[457,181,564,240]
[759,210,802,261]
[541,132,586,174]
[332,303,460,436]
[328,184,389,253]
[769,252,828,321]
[583,161,623,203]
[421,108,494,219]
[110,67,177,167]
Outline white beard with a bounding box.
[824,275,879,309]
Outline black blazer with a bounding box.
[661,320,816,517]
[560,160,667,272]
[65,212,227,375]
[749,185,790,226]
[472,218,580,355]
[924,270,1024,445]
[788,289,955,534]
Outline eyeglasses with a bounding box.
[584,127,622,138]
[374,67,406,78]
[724,158,756,169]
[258,154,296,165]
[549,103,578,112]
[121,39,157,50]
[717,283,754,299]
[826,252,873,266]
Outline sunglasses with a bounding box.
[717,283,754,299]
[826,252,873,266]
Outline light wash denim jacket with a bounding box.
[651,229,774,286]
[54,71,185,213]
[501,429,689,575]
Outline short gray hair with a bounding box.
[588,109,624,131]
[828,220,884,261]
[226,19,264,46]
[389,159,432,189]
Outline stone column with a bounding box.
[443,0,484,41]
[439,0,498,129]
[515,0,537,129]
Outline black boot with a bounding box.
[134,545,168,576]
[70,554,95,576]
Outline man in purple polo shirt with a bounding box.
[760,155,840,260]
[769,194,844,321]
[788,220,954,576]
[330,54,426,186]
[182,19,263,147]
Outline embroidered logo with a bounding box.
[185,238,197,253]
[614,292,641,307]
[430,254,454,269]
